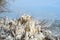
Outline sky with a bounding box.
[0,0,60,19]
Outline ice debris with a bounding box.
[0,15,59,40]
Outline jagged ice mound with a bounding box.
[0,15,60,40]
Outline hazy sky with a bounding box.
[0,0,60,19]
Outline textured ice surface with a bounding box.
[0,15,60,40]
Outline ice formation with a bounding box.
[0,15,59,40]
